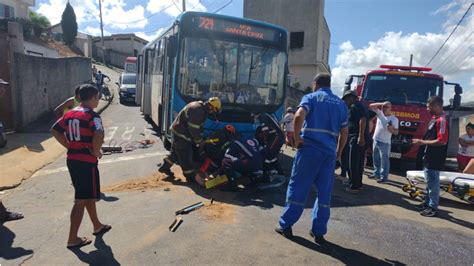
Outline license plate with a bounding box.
[390,152,402,159]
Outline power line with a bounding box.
[214,0,233,13]
[433,31,473,72]
[425,3,473,66]
[105,3,174,25]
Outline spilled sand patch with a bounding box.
[102,173,171,192]
[199,202,236,224]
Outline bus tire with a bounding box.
[163,137,172,151]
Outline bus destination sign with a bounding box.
[197,17,279,42]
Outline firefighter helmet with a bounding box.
[208,97,222,113]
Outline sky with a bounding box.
[35,0,473,102]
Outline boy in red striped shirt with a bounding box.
[51,84,111,249]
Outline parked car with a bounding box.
[117,73,137,104]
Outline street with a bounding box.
[0,67,473,265]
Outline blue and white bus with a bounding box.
[136,12,288,150]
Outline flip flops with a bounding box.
[0,211,24,223]
[93,224,112,236]
[67,237,92,249]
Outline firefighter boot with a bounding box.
[158,158,174,177]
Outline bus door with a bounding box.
[161,35,177,136]
[136,54,143,106]
[142,48,153,116]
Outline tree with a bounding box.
[61,2,78,45]
[29,11,51,37]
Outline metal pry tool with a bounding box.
[175,202,204,215]
[169,216,183,232]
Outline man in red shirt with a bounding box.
[412,96,449,217]
[51,84,111,249]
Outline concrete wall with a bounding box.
[244,0,330,89]
[24,41,59,58]
[11,53,91,128]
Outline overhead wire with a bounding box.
[425,3,473,66]
[433,31,473,73]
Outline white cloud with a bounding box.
[83,26,110,37]
[146,0,206,18]
[331,0,474,103]
[36,0,97,26]
[102,1,148,30]
[135,28,167,42]
[431,1,458,16]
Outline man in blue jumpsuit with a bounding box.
[275,74,348,245]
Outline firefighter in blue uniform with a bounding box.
[275,74,348,245]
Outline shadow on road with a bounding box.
[0,223,33,260]
[69,235,120,266]
[289,236,405,266]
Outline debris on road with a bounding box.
[175,202,204,215]
[102,173,170,192]
[199,201,235,224]
[169,216,183,232]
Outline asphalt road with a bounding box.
[1,68,473,265]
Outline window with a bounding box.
[0,4,15,19]
[290,32,304,49]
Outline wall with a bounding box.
[24,41,59,58]
[0,0,32,19]
[11,53,91,128]
[244,0,330,89]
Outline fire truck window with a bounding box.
[290,32,304,49]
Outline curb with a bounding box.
[0,96,114,192]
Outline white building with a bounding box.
[0,0,35,19]
[244,0,330,90]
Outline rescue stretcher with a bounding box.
[404,171,474,204]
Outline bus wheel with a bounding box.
[163,137,172,151]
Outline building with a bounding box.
[244,0,330,90]
[0,0,35,19]
[48,23,93,57]
[93,33,148,57]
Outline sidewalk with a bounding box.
[0,97,112,191]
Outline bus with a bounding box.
[136,12,288,150]
[124,57,137,73]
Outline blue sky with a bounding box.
[35,0,473,101]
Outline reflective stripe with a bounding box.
[235,140,254,158]
[171,128,191,142]
[287,200,305,206]
[183,169,194,174]
[224,153,238,161]
[318,204,330,208]
[187,122,202,129]
[303,128,339,137]
[265,158,278,163]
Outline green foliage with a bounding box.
[29,11,51,37]
[293,82,301,90]
[305,87,312,93]
[0,18,33,37]
[61,2,78,45]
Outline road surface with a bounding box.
[1,67,473,265]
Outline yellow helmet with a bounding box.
[208,97,222,112]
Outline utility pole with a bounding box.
[99,0,105,64]
[182,0,186,12]
[409,54,413,68]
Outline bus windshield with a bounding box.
[179,37,286,106]
[362,74,443,106]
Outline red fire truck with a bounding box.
[344,65,463,165]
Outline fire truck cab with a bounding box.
[344,65,463,164]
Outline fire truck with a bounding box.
[344,65,463,165]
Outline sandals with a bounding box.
[93,224,112,236]
[67,237,92,249]
[0,211,24,223]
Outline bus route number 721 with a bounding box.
[199,17,215,30]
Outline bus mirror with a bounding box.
[343,84,351,92]
[345,76,353,85]
[454,84,463,95]
[167,36,177,58]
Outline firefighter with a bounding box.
[218,137,264,191]
[199,124,238,174]
[254,113,285,177]
[158,97,222,184]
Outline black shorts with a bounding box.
[67,159,100,200]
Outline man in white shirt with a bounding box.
[369,101,399,183]
[281,107,295,148]
[457,123,474,171]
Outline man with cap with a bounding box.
[275,73,348,245]
[159,97,222,185]
[282,107,295,148]
[342,90,369,193]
